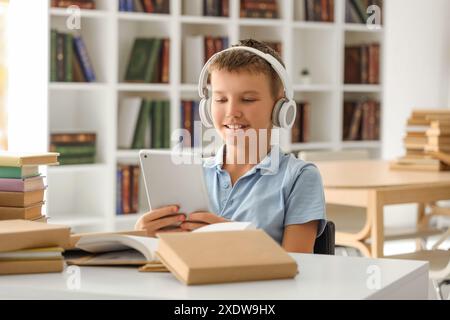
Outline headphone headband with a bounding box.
[198,46,294,101]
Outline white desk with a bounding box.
[0,253,428,300]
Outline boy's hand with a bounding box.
[180,212,229,231]
[135,205,187,237]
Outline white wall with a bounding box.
[383,0,450,228]
[383,0,450,160]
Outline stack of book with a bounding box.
[304,0,335,22]
[119,0,170,13]
[391,109,450,171]
[118,98,171,150]
[183,35,229,83]
[51,0,96,9]
[50,30,96,82]
[50,133,96,165]
[346,0,383,24]
[291,101,311,144]
[240,0,278,19]
[0,220,70,275]
[124,38,170,83]
[345,43,380,84]
[0,153,59,222]
[116,164,141,215]
[343,99,380,141]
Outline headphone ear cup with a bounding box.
[279,100,297,129]
[199,98,214,128]
[271,99,285,128]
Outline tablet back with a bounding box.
[139,150,210,215]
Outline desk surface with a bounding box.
[316,160,450,188]
[0,253,428,300]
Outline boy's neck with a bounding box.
[223,142,272,169]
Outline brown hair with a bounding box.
[208,39,285,100]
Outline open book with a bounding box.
[66,222,256,267]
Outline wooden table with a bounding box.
[316,160,450,258]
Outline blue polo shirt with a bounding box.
[203,144,327,244]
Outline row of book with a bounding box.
[119,0,170,13]
[291,102,311,144]
[240,0,278,19]
[50,30,96,82]
[203,0,229,17]
[50,133,97,165]
[183,36,229,83]
[346,0,383,24]
[304,0,335,22]
[180,101,202,148]
[343,99,380,141]
[344,43,380,84]
[51,0,95,9]
[125,38,170,83]
[0,220,70,275]
[116,164,141,215]
[391,110,450,171]
[118,98,171,150]
[0,153,59,222]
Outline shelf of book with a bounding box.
[34,0,385,233]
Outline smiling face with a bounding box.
[210,69,276,145]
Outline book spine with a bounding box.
[50,30,57,82]
[50,133,96,144]
[56,32,65,82]
[163,100,171,149]
[161,39,170,83]
[121,165,131,214]
[64,33,73,82]
[73,35,96,82]
[131,165,140,213]
[119,0,126,12]
[58,156,95,165]
[49,144,96,156]
[116,167,123,215]
[54,0,96,9]
[303,102,311,143]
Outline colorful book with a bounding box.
[0,176,45,193]
[0,189,45,208]
[0,202,44,221]
[73,35,96,82]
[0,166,39,179]
[0,152,59,167]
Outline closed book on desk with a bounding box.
[156,230,298,285]
[0,259,64,275]
[0,152,59,167]
[0,189,45,207]
[0,202,44,220]
[0,220,70,252]
[0,176,45,192]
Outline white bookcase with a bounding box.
[40,0,384,232]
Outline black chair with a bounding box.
[314,221,335,255]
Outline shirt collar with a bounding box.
[203,144,282,175]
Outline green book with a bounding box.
[145,39,162,83]
[50,29,57,82]
[0,166,40,179]
[131,100,149,149]
[64,33,73,82]
[152,100,163,149]
[59,155,96,165]
[350,0,368,23]
[162,100,171,148]
[124,38,154,82]
[51,144,96,156]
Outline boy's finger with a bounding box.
[180,222,208,231]
[145,214,185,230]
[188,212,217,224]
[143,205,180,222]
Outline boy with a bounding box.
[135,39,326,253]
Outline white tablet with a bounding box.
[139,150,210,215]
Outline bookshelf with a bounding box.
[41,0,384,232]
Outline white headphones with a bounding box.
[197,46,297,129]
